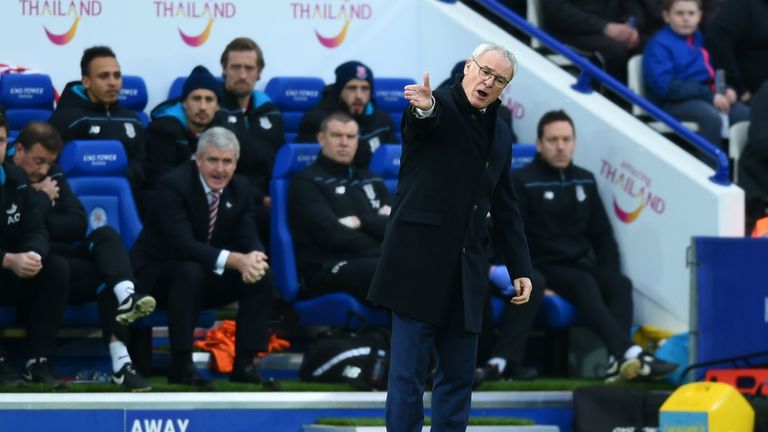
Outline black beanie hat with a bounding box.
[182,65,222,102]
[333,61,373,98]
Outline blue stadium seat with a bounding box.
[166,75,223,100]
[264,77,325,134]
[368,144,401,194]
[59,140,142,248]
[167,76,186,100]
[0,74,55,136]
[59,140,214,329]
[119,75,149,127]
[511,143,537,170]
[374,77,415,139]
[270,143,389,327]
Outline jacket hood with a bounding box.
[149,98,188,129]
[57,81,118,114]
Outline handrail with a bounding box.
[471,0,731,186]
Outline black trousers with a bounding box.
[138,259,273,359]
[483,268,546,366]
[306,257,379,303]
[0,253,69,358]
[537,263,634,358]
[65,226,135,345]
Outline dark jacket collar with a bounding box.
[532,153,574,178]
[450,75,501,120]
[58,81,119,115]
[316,152,355,178]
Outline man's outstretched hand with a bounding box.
[404,71,433,111]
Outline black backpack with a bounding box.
[299,326,390,390]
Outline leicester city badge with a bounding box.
[576,185,586,202]
[259,116,272,130]
[124,122,136,138]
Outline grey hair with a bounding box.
[471,42,518,79]
[196,127,240,160]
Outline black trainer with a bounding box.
[22,357,62,387]
[620,351,678,381]
[113,363,152,392]
[0,357,22,387]
[116,294,156,325]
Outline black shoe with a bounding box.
[619,351,678,381]
[113,363,152,392]
[22,357,63,387]
[0,358,22,387]
[167,363,214,390]
[473,364,502,388]
[230,364,281,390]
[506,365,538,381]
[116,294,156,325]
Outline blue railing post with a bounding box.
[572,71,595,94]
[470,0,732,186]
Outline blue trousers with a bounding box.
[385,312,479,432]
[663,99,750,147]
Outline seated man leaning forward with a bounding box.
[131,127,277,390]
[289,112,392,302]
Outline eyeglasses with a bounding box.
[472,58,510,89]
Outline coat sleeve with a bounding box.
[491,151,532,281]
[288,175,381,254]
[45,172,87,243]
[124,123,147,190]
[20,187,51,258]
[357,180,393,241]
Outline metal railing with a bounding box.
[472,0,731,185]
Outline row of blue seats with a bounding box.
[0,73,415,143]
[0,138,577,334]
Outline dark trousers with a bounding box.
[0,254,69,358]
[138,260,273,361]
[386,304,478,432]
[538,263,634,357]
[307,257,379,303]
[663,99,750,148]
[65,226,136,345]
[485,268,545,366]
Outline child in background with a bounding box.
[642,0,749,148]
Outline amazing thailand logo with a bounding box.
[600,159,666,223]
[19,0,103,46]
[155,1,237,47]
[291,1,372,48]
